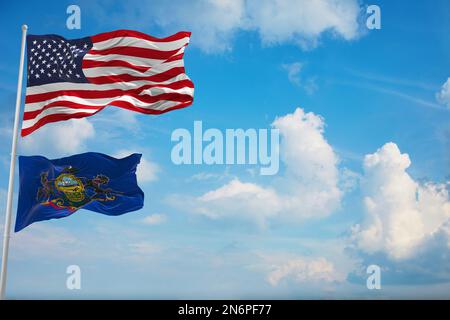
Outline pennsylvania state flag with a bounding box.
[15,152,144,232]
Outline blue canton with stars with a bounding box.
[26,35,93,87]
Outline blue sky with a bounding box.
[0,0,449,299]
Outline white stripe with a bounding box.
[25,86,195,112]
[84,47,185,66]
[22,107,99,128]
[26,73,191,95]
[83,53,164,67]
[23,99,182,129]
[82,59,184,78]
[92,36,190,52]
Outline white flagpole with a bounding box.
[0,24,28,300]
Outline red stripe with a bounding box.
[24,93,194,120]
[164,53,185,63]
[108,100,193,115]
[91,30,191,44]
[82,59,150,72]
[88,46,183,60]
[86,67,186,85]
[24,102,101,120]
[26,79,194,103]
[21,100,193,137]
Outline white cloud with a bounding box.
[153,0,246,53]
[142,213,167,225]
[436,77,450,108]
[246,0,361,49]
[92,0,362,53]
[198,179,282,227]
[352,142,450,260]
[19,118,95,156]
[266,256,345,286]
[283,62,303,86]
[115,150,159,184]
[175,108,342,226]
[282,62,318,94]
[136,157,159,183]
[11,224,82,259]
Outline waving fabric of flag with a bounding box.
[15,152,144,232]
[22,30,194,136]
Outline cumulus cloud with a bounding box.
[91,0,362,53]
[142,213,167,225]
[19,118,95,156]
[197,179,282,227]
[246,0,361,49]
[152,0,246,53]
[436,78,450,108]
[266,256,345,286]
[352,142,450,260]
[115,150,159,184]
[174,108,342,226]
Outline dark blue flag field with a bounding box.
[15,152,144,232]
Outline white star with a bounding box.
[35,74,40,78]
[32,40,37,45]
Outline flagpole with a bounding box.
[0,24,28,300]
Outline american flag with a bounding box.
[22,30,194,136]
